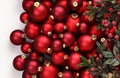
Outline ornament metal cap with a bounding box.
[32,75,37,78]
[47,32,52,36]
[64,55,68,60]
[108,73,113,78]
[71,13,78,19]
[21,55,26,59]
[91,34,97,40]
[88,1,92,6]
[44,60,51,67]
[58,72,63,78]
[39,57,44,62]
[64,26,67,30]
[65,66,69,69]
[76,23,80,27]
[58,34,64,38]
[34,2,40,7]
[74,46,79,51]
[21,34,26,38]
[76,73,79,77]
[38,66,43,72]
[73,1,78,7]
[27,48,32,53]
[50,15,54,20]
[101,38,106,43]
[63,44,66,48]
[47,48,52,54]
[24,20,29,24]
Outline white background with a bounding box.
[0,0,26,78]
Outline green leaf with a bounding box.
[83,11,91,16]
[105,58,120,66]
[96,41,102,50]
[102,51,113,58]
[111,59,119,66]
[88,12,95,21]
[113,46,119,56]
[78,62,89,67]
[90,56,95,67]
[102,73,108,78]
[80,56,88,63]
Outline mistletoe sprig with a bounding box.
[79,0,120,78]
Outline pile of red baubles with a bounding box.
[10,0,104,78]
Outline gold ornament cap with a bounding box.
[91,34,97,40]
[73,1,78,7]
[58,72,63,78]
[71,13,78,19]
[34,2,40,7]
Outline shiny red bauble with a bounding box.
[29,2,48,22]
[25,60,39,75]
[38,65,58,78]
[68,0,83,11]
[22,0,34,12]
[78,1,88,15]
[78,35,95,52]
[13,55,26,71]
[62,71,74,78]
[51,51,66,66]
[41,23,53,36]
[51,39,63,52]
[10,30,25,45]
[52,5,67,21]
[78,22,88,34]
[25,23,40,39]
[80,69,95,78]
[68,52,81,71]
[21,42,32,54]
[22,71,36,78]
[90,24,104,39]
[66,14,80,34]
[28,52,40,61]
[44,15,55,25]
[54,22,66,33]
[33,35,51,54]
[62,33,75,47]
[20,12,29,24]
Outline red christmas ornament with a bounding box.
[68,52,81,71]
[22,71,37,78]
[90,24,104,39]
[20,12,29,24]
[54,22,67,33]
[22,0,34,12]
[21,42,32,54]
[61,71,74,78]
[41,23,53,36]
[25,22,40,39]
[52,5,67,21]
[41,0,53,10]
[38,65,58,78]
[51,51,66,66]
[110,26,117,34]
[78,1,88,15]
[78,22,88,34]
[52,34,58,39]
[80,69,95,78]
[13,55,26,71]
[51,39,63,52]
[66,13,80,34]
[29,2,48,22]
[25,60,40,75]
[62,32,75,47]
[78,35,95,52]
[68,0,83,11]
[10,30,26,45]
[33,35,51,54]
[28,52,40,61]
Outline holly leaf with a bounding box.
[105,58,120,66]
[88,12,95,21]
[102,51,113,58]
[113,46,119,56]
[90,56,95,67]
[80,56,88,63]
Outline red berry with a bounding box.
[20,12,29,24]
